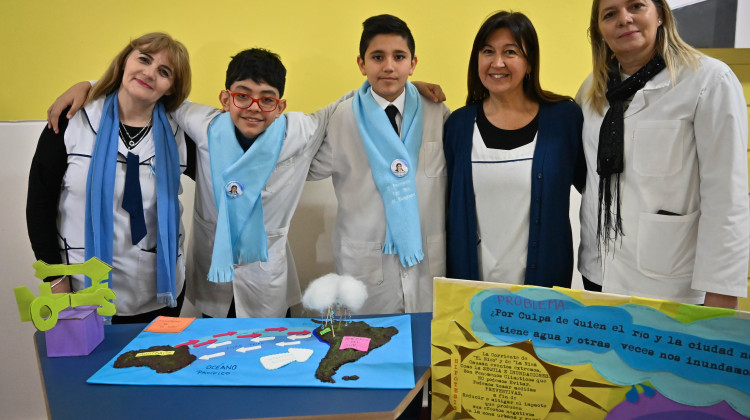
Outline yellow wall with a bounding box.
[4,2,749,307]
[1,0,592,119]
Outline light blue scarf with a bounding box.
[207,112,287,283]
[353,81,425,267]
[85,92,181,306]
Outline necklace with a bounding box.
[119,118,152,149]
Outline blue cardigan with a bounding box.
[444,100,585,287]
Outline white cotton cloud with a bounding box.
[337,275,368,312]
[302,273,367,313]
[301,273,338,312]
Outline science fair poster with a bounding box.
[431,278,750,419]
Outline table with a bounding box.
[34,312,431,419]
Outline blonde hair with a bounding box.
[584,0,701,114]
[87,32,191,112]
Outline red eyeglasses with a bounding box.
[226,90,281,112]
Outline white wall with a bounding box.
[2,121,51,420]
[0,120,581,419]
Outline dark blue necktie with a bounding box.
[122,152,146,245]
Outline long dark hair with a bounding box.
[466,11,570,106]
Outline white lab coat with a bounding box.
[308,96,451,314]
[577,55,749,303]
[59,96,187,315]
[174,94,351,318]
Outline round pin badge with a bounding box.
[225,181,244,198]
[391,159,408,178]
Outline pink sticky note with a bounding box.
[339,336,371,352]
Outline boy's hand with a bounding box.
[47,81,92,133]
[703,292,739,309]
[50,276,71,294]
[413,81,447,103]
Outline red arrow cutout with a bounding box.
[237,333,262,338]
[194,339,218,347]
[175,339,200,348]
[288,330,311,335]
[265,327,288,332]
[213,331,237,338]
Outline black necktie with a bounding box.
[122,152,147,245]
[385,105,399,135]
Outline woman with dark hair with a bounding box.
[27,32,192,323]
[444,11,585,287]
[577,0,748,308]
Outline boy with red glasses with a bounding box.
[177,48,332,318]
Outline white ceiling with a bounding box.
[669,0,708,9]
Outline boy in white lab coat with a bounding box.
[175,49,353,318]
[308,15,451,314]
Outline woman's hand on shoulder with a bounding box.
[47,81,92,133]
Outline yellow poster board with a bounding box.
[431,278,750,419]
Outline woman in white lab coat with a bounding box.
[577,0,748,308]
[28,32,191,323]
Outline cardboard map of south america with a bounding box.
[88,315,414,389]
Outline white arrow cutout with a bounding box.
[207,340,232,349]
[260,348,314,370]
[199,352,225,360]
[251,336,276,343]
[276,340,301,347]
[236,345,262,353]
[288,348,314,362]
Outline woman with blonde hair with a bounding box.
[577,0,748,308]
[445,11,585,287]
[27,32,192,323]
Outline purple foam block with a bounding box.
[45,306,104,357]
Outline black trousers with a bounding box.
[581,275,602,292]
